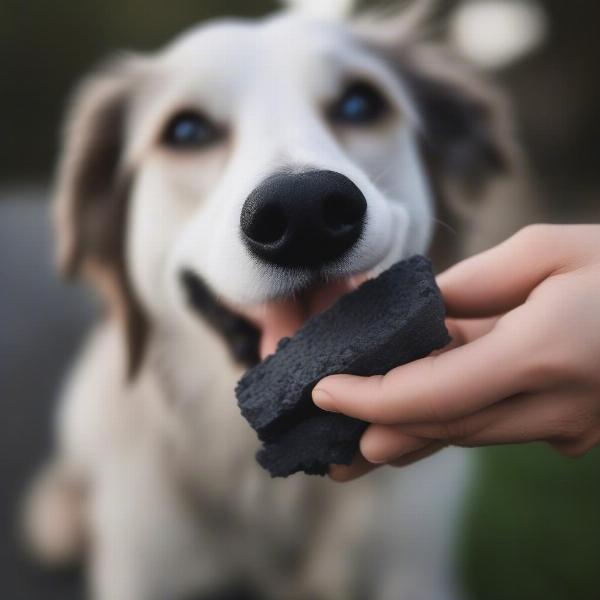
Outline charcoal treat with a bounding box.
[236,255,450,477]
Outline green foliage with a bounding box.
[459,444,600,600]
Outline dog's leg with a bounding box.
[286,484,374,600]
[22,460,87,567]
[88,448,228,600]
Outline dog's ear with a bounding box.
[394,46,513,193]
[354,4,515,195]
[54,55,149,377]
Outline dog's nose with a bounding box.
[240,170,367,269]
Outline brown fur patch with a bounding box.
[53,57,149,377]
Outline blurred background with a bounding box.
[1,1,599,598]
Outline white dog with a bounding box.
[24,4,510,599]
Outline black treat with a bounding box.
[235,255,450,477]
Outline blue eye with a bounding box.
[162,110,224,149]
[329,81,389,125]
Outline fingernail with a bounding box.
[312,387,337,412]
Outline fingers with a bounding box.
[389,392,589,452]
[445,317,499,347]
[389,442,445,468]
[328,435,442,481]
[328,454,379,482]
[453,393,588,448]
[337,391,596,470]
[360,427,431,463]
[438,225,567,318]
[313,327,526,424]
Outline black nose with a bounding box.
[240,170,367,269]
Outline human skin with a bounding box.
[312,225,600,481]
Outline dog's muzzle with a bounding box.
[240,170,366,269]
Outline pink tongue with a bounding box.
[259,298,305,360]
[259,277,365,360]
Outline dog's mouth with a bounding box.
[235,275,368,361]
[181,270,367,365]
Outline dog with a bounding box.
[23,4,511,599]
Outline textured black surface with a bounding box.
[236,255,450,477]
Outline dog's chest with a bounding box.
[146,325,259,472]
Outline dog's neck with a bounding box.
[146,316,242,407]
[139,316,262,500]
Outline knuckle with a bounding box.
[422,397,446,424]
[520,350,580,389]
[516,223,555,248]
[418,356,449,423]
[443,418,469,442]
[367,375,391,421]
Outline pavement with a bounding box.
[0,187,93,600]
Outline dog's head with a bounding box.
[54,9,510,376]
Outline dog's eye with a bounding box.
[161,110,224,149]
[328,81,389,126]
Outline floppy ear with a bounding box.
[393,46,514,192]
[354,3,515,194]
[53,55,149,378]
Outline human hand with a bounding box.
[313,225,600,481]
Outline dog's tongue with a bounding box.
[259,277,363,360]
